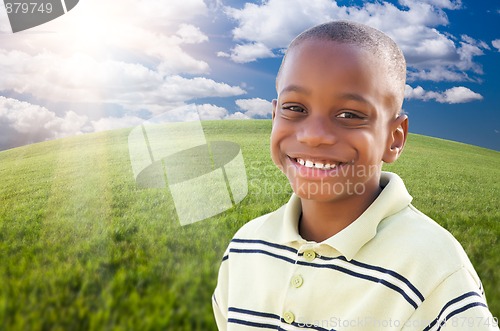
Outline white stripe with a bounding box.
[60,0,68,13]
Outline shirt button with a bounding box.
[303,249,316,261]
[291,275,303,288]
[283,311,295,324]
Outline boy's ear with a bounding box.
[383,114,408,164]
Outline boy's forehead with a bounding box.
[277,39,402,114]
[278,40,382,87]
[286,39,374,69]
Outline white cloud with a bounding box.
[91,103,231,132]
[225,0,340,48]
[91,115,145,133]
[457,41,485,74]
[492,39,500,52]
[461,35,489,50]
[0,51,245,112]
[175,24,209,44]
[405,85,483,103]
[229,43,275,63]
[154,76,246,104]
[0,6,10,33]
[196,104,229,120]
[405,85,427,100]
[441,86,483,103]
[235,98,273,118]
[130,0,208,26]
[0,96,88,150]
[407,67,472,82]
[217,51,230,58]
[399,0,462,10]
[226,111,250,120]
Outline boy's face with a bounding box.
[271,39,407,202]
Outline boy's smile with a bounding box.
[286,155,354,181]
[271,39,407,205]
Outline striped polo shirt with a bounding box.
[213,172,498,331]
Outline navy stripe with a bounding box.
[222,254,228,262]
[229,307,281,320]
[333,256,424,302]
[228,318,278,330]
[424,292,485,331]
[436,302,488,331]
[232,238,298,254]
[298,260,418,309]
[230,248,296,264]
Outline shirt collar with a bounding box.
[275,172,413,260]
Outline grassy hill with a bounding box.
[0,120,498,330]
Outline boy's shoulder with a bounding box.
[369,202,480,286]
[232,203,288,241]
[379,203,468,259]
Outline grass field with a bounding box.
[0,120,498,330]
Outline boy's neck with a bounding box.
[298,182,382,243]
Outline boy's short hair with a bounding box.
[277,20,407,111]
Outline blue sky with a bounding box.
[0,0,499,151]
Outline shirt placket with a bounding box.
[279,243,324,329]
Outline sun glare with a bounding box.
[59,2,124,56]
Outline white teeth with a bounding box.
[313,162,324,169]
[295,158,337,170]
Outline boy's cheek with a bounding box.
[269,145,283,171]
[271,99,278,120]
[269,140,286,173]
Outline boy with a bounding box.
[213,21,498,331]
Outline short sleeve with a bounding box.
[402,267,499,331]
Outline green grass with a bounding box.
[0,120,498,330]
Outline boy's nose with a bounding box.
[296,116,337,147]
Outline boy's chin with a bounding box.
[291,184,360,202]
[295,191,335,202]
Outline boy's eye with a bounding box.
[337,111,363,119]
[282,105,306,113]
